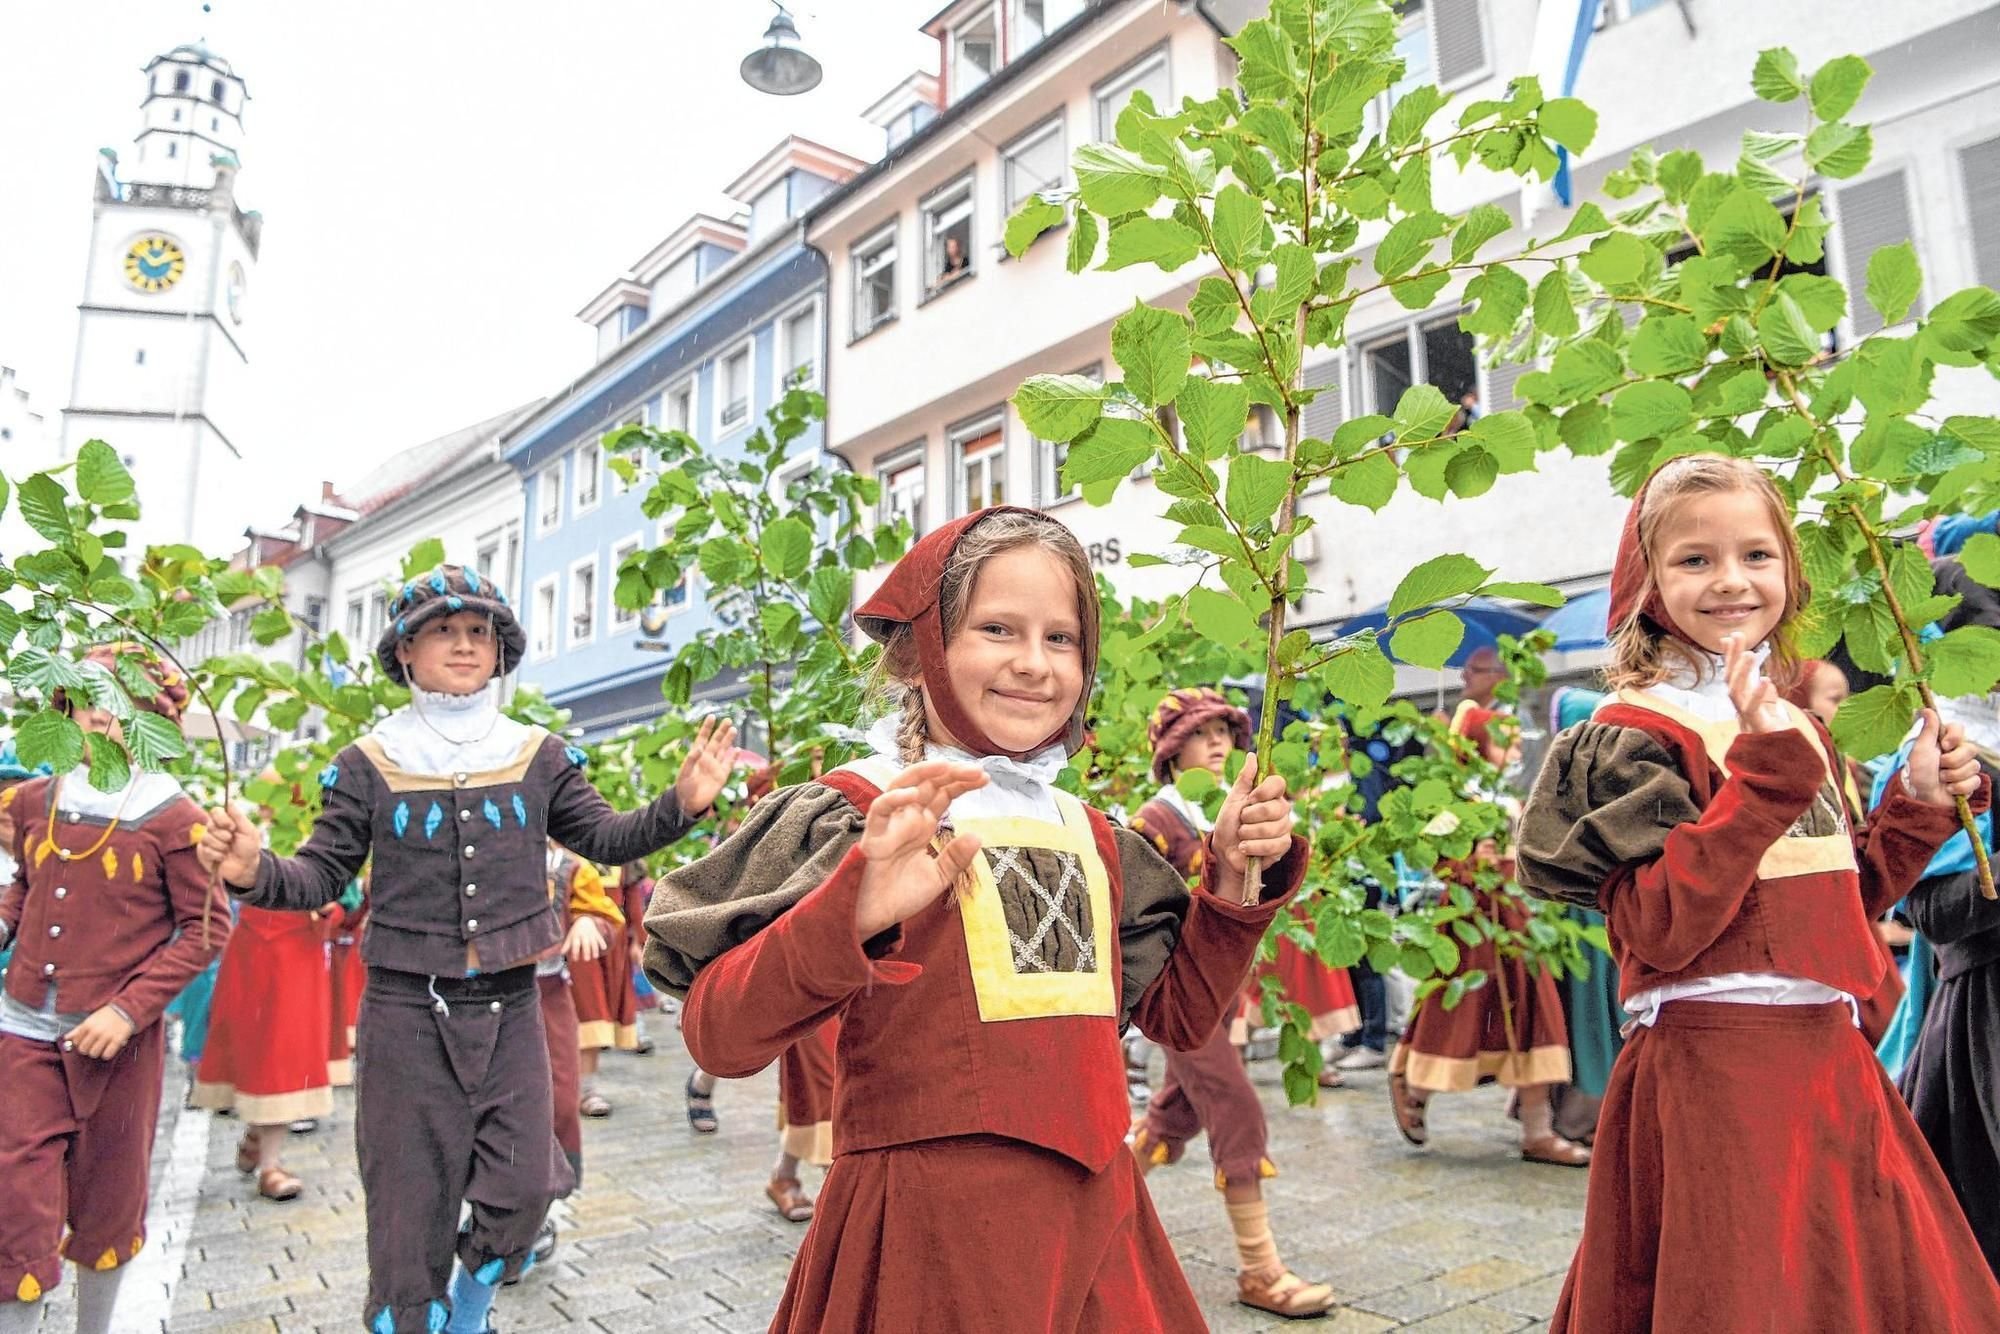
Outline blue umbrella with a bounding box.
[1539,587,1612,652]
[1333,596,1547,668]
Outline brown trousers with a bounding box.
[0,1023,165,1304]
[1142,1012,1273,1186]
[355,966,571,1334]
[536,969,583,1181]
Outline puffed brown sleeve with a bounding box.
[1516,722,1705,909]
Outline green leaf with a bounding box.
[1224,453,1292,528]
[1374,211,1449,280]
[760,517,812,581]
[85,734,132,796]
[1013,374,1107,443]
[1927,626,2000,698]
[1809,54,1872,123]
[7,645,90,698]
[1925,286,2000,355]
[697,536,755,586]
[1550,341,1624,402]
[1752,47,1804,102]
[759,600,803,650]
[1558,401,1615,455]
[1444,446,1497,498]
[1757,293,1821,367]
[1389,553,1491,619]
[1066,208,1099,273]
[1324,450,1398,511]
[1110,302,1191,408]
[1865,241,1922,328]
[250,605,292,645]
[1073,142,1165,216]
[1062,417,1155,489]
[1102,216,1203,272]
[1388,84,1449,148]
[1176,375,1252,461]
[17,474,73,543]
[1465,411,1539,472]
[1390,610,1466,669]
[1532,270,1579,339]
[1778,273,1847,331]
[1188,277,1241,335]
[1830,682,1916,763]
[1003,194,1066,259]
[1538,97,1597,154]
[125,711,187,770]
[1960,532,2000,587]
[1448,202,1504,264]
[1628,315,1708,376]
[1210,184,1271,270]
[806,565,854,628]
[1481,581,1565,607]
[75,441,136,507]
[1804,121,1872,180]
[1393,384,1456,441]
[1609,380,1694,441]
[1186,586,1261,649]
[1943,415,2000,456]
[1854,336,1934,416]
[16,709,83,774]
[1460,265,1530,337]
[1554,201,1614,243]
[1324,637,1394,709]
[1704,188,1787,265]
[1578,232,1649,288]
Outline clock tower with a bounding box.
[59,42,261,556]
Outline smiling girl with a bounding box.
[646,507,1313,1331]
[1518,456,2000,1329]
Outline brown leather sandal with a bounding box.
[578,1089,612,1118]
[765,1177,814,1223]
[234,1134,258,1175]
[1388,1071,1429,1147]
[257,1166,303,1201]
[1238,1266,1336,1319]
[1521,1134,1592,1167]
[1315,1066,1345,1090]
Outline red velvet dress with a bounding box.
[193,904,335,1124]
[326,898,367,1087]
[1529,694,2000,1331]
[666,768,1306,1331]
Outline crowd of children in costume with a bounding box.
[4,468,2000,1329]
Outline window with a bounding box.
[1003,118,1066,217]
[174,70,190,92]
[211,79,225,102]
[1095,47,1171,140]
[951,415,1006,517]
[573,440,603,514]
[211,116,219,131]
[367,591,388,642]
[853,225,898,337]
[654,521,695,613]
[345,599,363,641]
[171,108,181,122]
[1965,134,2000,290]
[665,378,694,434]
[769,452,816,513]
[923,175,976,297]
[1359,314,1479,424]
[776,299,820,391]
[504,534,520,603]
[716,340,753,434]
[610,535,643,632]
[611,410,645,495]
[476,542,500,584]
[303,597,326,634]
[1242,404,1283,452]
[135,349,146,365]
[749,179,789,241]
[880,443,927,537]
[536,461,562,533]
[1011,0,1082,54]
[1838,171,1922,337]
[532,576,559,660]
[567,556,598,647]
[952,7,1000,100]
[167,141,178,159]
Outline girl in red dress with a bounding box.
[647,507,1312,1331]
[1518,455,2000,1330]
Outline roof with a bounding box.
[629,214,748,286]
[336,401,544,516]
[723,136,871,203]
[146,43,238,79]
[861,71,941,127]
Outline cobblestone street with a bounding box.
[78,1023,1585,1333]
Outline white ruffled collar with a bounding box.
[864,716,1067,791]
[371,682,534,776]
[1647,642,1770,723]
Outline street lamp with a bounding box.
[740,2,823,96]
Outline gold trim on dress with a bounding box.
[356,731,545,793]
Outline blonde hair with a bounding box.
[1605,454,1807,692]
[865,510,1100,762]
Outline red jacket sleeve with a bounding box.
[1856,775,1991,920]
[1128,833,1307,1050]
[680,846,912,1079]
[111,805,233,1032]
[1604,728,1822,973]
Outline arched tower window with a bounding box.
[173,70,190,92]
[211,79,225,102]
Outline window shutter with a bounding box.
[1431,0,1489,88]
[1961,135,2000,290]
[1301,356,1344,441]
[1484,356,1533,412]
[1836,170,1921,337]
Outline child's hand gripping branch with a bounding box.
[198,805,265,890]
[1210,754,1299,906]
[675,715,742,818]
[1902,709,1982,810]
[853,760,990,939]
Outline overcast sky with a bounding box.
[0,0,937,528]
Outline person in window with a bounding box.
[937,234,970,289]
[1443,387,1481,438]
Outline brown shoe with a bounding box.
[1521,1134,1592,1167]
[1388,1071,1429,1147]
[1315,1066,1345,1090]
[257,1166,303,1201]
[1238,1266,1335,1319]
[765,1177,814,1223]
[234,1134,258,1175]
[579,1089,612,1118]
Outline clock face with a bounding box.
[124,234,186,294]
[226,262,246,323]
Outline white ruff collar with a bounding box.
[1647,642,1772,723]
[863,716,1067,822]
[371,683,535,775]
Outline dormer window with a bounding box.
[952,8,999,100]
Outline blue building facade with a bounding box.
[501,140,863,738]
